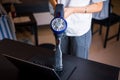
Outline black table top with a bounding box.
[0,39,119,80]
[2,0,49,14]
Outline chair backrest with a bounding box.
[0,3,7,15]
[92,0,111,20]
[0,3,16,40]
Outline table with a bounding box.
[12,0,50,46]
[14,14,38,46]
[33,12,53,26]
[0,39,119,80]
[2,0,49,13]
[2,0,50,46]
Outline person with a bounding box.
[49,0,105,59]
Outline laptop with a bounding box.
[2,54,76,80]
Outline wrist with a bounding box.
[73,7,87,13]
[84,7,87,13]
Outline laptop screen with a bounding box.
[2,54,61,80]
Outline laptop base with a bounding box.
[19,60,76,80]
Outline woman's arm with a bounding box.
[49,0,57,9]
[73,2,103,13]
[64,2,103,18]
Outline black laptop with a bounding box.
[2,54,76,80]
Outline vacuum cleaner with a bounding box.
[50,4,67,71]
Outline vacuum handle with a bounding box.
[54,4,64,18]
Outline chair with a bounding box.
[91,0,120,48]
[2,3,39,46]
[13,13,38,46]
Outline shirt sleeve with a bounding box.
[91,0,106,3]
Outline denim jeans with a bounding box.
[61,29,92,59]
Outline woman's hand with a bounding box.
[64,7,74,18]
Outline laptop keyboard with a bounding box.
[29,54,55,68]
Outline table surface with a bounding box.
[2,0,49,13]
[33,12,53,26]
[0,39,119,80]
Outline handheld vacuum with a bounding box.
[50,4,67,71]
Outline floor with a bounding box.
[16,0,120,79]
[88,0,120,68]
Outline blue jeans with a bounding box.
[61,30,92,59]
